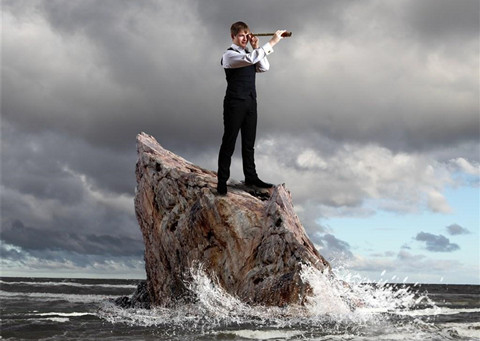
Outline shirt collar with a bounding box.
[231,43,249,53]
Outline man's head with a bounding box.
[230,21,250,49]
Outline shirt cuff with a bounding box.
[262,42,274,55]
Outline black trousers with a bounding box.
[217,96,258,183]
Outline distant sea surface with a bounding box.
[1,274,479,340]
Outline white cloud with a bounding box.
[426,190,452,213]
[256,138,457,216]
[450,157,480,176]
[296,149,328,170]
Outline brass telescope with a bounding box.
[251,31,292,37]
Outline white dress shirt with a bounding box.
[222,43,274,72]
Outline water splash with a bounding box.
[299,265,437,326]
[99,264,447,339]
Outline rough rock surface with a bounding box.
[134,132,330,307]
[114,281,150,309]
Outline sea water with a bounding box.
[1,266,479,340]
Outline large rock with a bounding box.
[134,132,330,307]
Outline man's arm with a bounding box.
[253,30,287,72]
[222,30,286,71]
[222,43,272,70]
[249,35,271,72]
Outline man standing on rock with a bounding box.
[217,21,286,195]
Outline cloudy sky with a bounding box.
[2,0,479,284]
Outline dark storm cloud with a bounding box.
[2,220,143,257]
[446,224,471,235]
[259,0,479,153]
[1,123,136,197]
[3,0,478,155]
[196,0,347,35]
[2,0,225,153]
[415,232,460,252]
[0,125,141,269]
[404,0,479,42]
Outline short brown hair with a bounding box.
[230,21,249,37]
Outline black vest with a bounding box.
[223,48,256,100]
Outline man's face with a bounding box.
[232,30,250,48]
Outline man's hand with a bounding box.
[269,30,286,47]
[249,34,259,49]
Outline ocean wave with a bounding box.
[36,312,95,317]
[220,329,306,339]
[1,269,477,340]
[439,322,480,339]
[0,290,118,303]
[42,317,70,323]
[395,307,480,316]
[0,279,137,289]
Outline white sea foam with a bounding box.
[36,312,94,317]
[396,307,480,316]
[299,264,433,322]
[97,264,477,341]
[441,322,480,339]
[0,290,118,303]
[30,312,96,324]
[43,317,70,323]
[227,329,306,339]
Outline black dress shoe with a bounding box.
[217,181,227,195]
[245,178,274,188]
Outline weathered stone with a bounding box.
[114,281,150,309]
[134,132,330,307]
